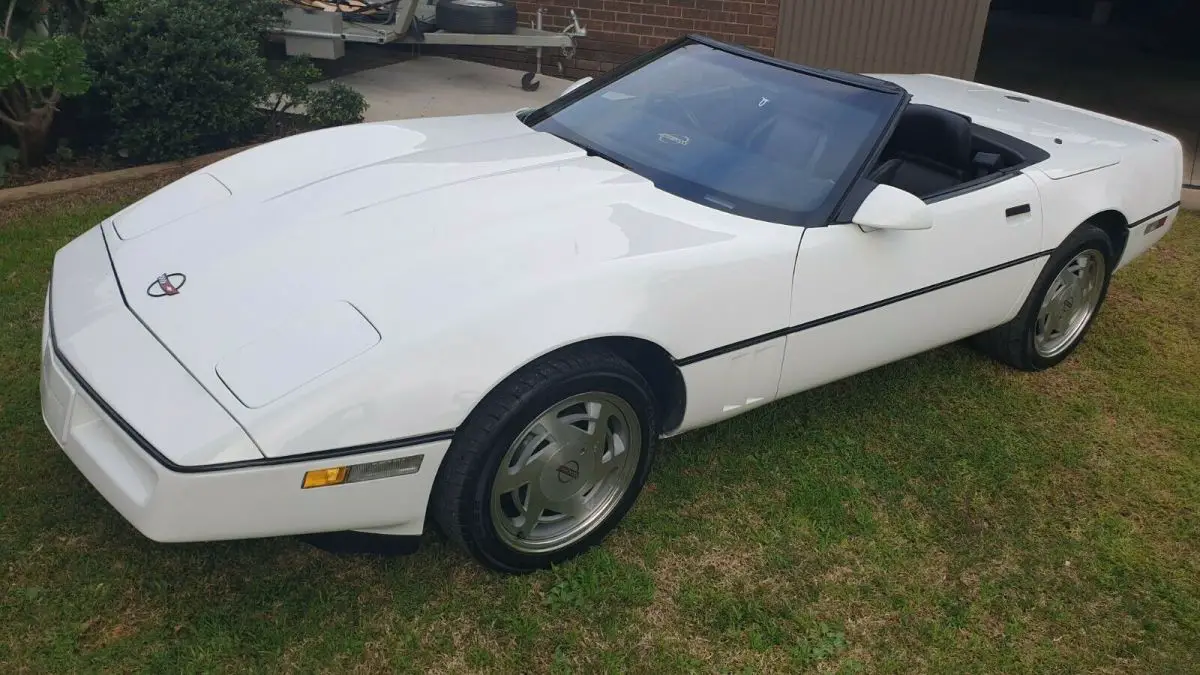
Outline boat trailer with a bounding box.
[273,1,587,91]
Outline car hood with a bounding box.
[103,113,737,436]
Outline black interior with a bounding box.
[870,103,1037,200]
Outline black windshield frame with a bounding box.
[522,35,911,228]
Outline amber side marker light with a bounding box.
[302,467,348,489]
[301,455,424,489]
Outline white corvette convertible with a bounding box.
[41,37,1182,572]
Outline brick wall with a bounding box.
[438,0,781,79]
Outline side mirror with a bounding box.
[559,76,593,99]
[851,184,933,231]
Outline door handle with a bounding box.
[1006,204,1032,218]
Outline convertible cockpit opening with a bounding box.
[870,103,1049,201]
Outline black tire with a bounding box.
[431,347,658,573]
[435,0,518,35]
[972,222,1115,371]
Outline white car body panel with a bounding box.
[40,62,1182,543]
[214,300,382,409]
[778,173,1046,399]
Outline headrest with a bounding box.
[888,104,973,170]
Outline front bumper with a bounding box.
[42,317,450,542]
[40,228,451,543]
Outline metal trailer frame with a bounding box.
[275,1,587,91]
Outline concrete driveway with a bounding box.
[323,55,572,122]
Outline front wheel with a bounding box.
[973,223,1114,371]
[431,347,657,573]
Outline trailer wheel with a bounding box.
[435,0,518,35]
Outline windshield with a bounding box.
[527,41,903,225]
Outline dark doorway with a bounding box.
[977,0,1200,187]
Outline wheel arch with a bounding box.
[589,336,688,434]
[459,336,688,438]
[1084,209,1130,262]
[1030,165,1133,265]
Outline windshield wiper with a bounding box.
[579,143,635,172]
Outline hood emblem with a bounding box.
[148,273,186,297]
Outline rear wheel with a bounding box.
[431,347,657,573]
[972,222,1114,371]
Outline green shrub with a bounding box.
[263,56,322,132]
[85,0,282,162]
[263,60,368,133]
[305,83,368,129]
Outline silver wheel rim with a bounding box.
[1034,249,1106,358]
[490,392,642,554]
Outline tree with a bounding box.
[0,0,93,166]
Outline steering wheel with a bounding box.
[744,114,776,151]
[744,111,832,177]
[647,95,705,135]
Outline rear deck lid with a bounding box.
[872,74,1175,178]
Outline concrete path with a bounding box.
[325,55,571,122]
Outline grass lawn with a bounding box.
[1,184,1197,673]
